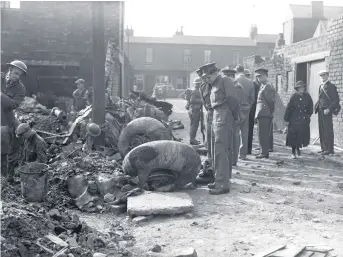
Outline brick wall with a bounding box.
[244,14,343,147]
[1,1,124,96]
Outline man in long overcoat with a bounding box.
[315,70,340,155]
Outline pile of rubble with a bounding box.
[1,200,135,257]
[1,92,200,257]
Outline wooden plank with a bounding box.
[311,253,327,257]
[305,247,333,253]
[296,251,314,257]
[254,245,287,257]
[270,246,306,257]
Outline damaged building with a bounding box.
[1,1,134,108]
[244,12,343,147]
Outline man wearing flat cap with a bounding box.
[254,68,276,159]
[234,65,255,161]
[200,62,240,195]
[72,78,89,112]
[315,69,341,155]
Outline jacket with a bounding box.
[188,87,202,108]
[235,74,255,111]
[199,83,213,111]
[284,92,313,124]
[210,75,240,120]
[255,83,276,118]
[315,81,340,112]
[1,79,26,128]
[73,88,89,111]
[20,131,47,165]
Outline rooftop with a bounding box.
[125,34,278,46]
[289,4,343,19]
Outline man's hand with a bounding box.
[324,109,330,115]
[254,118,258,124]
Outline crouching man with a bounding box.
[16,123,47,165]
[82,122,102,152]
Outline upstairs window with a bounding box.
[146,48,153,63]
[204,50,211,63]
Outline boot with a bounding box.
[207,183,215,189]
[256,154,269,159]
[190,139,200,145]
[209,188,230,195]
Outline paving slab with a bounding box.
[127,192,194,216]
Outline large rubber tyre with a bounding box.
[123,140,201,190]
[118,117,172,158]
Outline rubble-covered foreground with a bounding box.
[1,95,198,257]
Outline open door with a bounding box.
[308,60,326,141]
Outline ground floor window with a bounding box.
[176,76,187,90]
[156,75,170,84]
[134,74,144,91]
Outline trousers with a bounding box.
[257,117,272,155]
[318,109,334,153]
[188,107,201,140]
[206,110,213,162]
[233,109,250,162]
[248,106,256,154]
[211,108,233,190]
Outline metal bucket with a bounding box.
[19,163,49,202]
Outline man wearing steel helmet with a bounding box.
[82,122,102,152]
[186,77,203,145]
[1,60,27,179]
[201,62,240,195]
[15,123,47,165]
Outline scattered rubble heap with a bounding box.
[1,201,135,257]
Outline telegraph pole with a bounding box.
[92,1,106,145]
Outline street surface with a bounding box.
[82,98,343,257]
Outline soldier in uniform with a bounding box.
[72,79,89,112]
[254,68,276,159]
[221,67,244,169]
[246,70,261,154]
[187,78,203,145]
[16,123,47,165]
[201,63,240,195]
[1,60,27,180]
[315,70,340,155]
[195,68,214,184]
[234,65,255,160]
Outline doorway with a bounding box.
[308,60,326,140]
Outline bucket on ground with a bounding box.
[19,162,49,202]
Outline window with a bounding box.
[156,75,170,84]
[286,71,294,92]
[276,74,282,93]
[146,48,153,63]
[184,49,191,65]
[134,75,144,91]
[233,52,240,65]
[204,50,211,63]
[176,76,187,90]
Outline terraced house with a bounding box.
[124,26,277,96]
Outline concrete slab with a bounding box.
[127,192,194,216]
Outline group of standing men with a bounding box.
[186,62,276,195]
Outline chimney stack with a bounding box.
[276,33,285,48]
[249,25,258,40]
[311,1,324,19]
[125,26,134,37]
